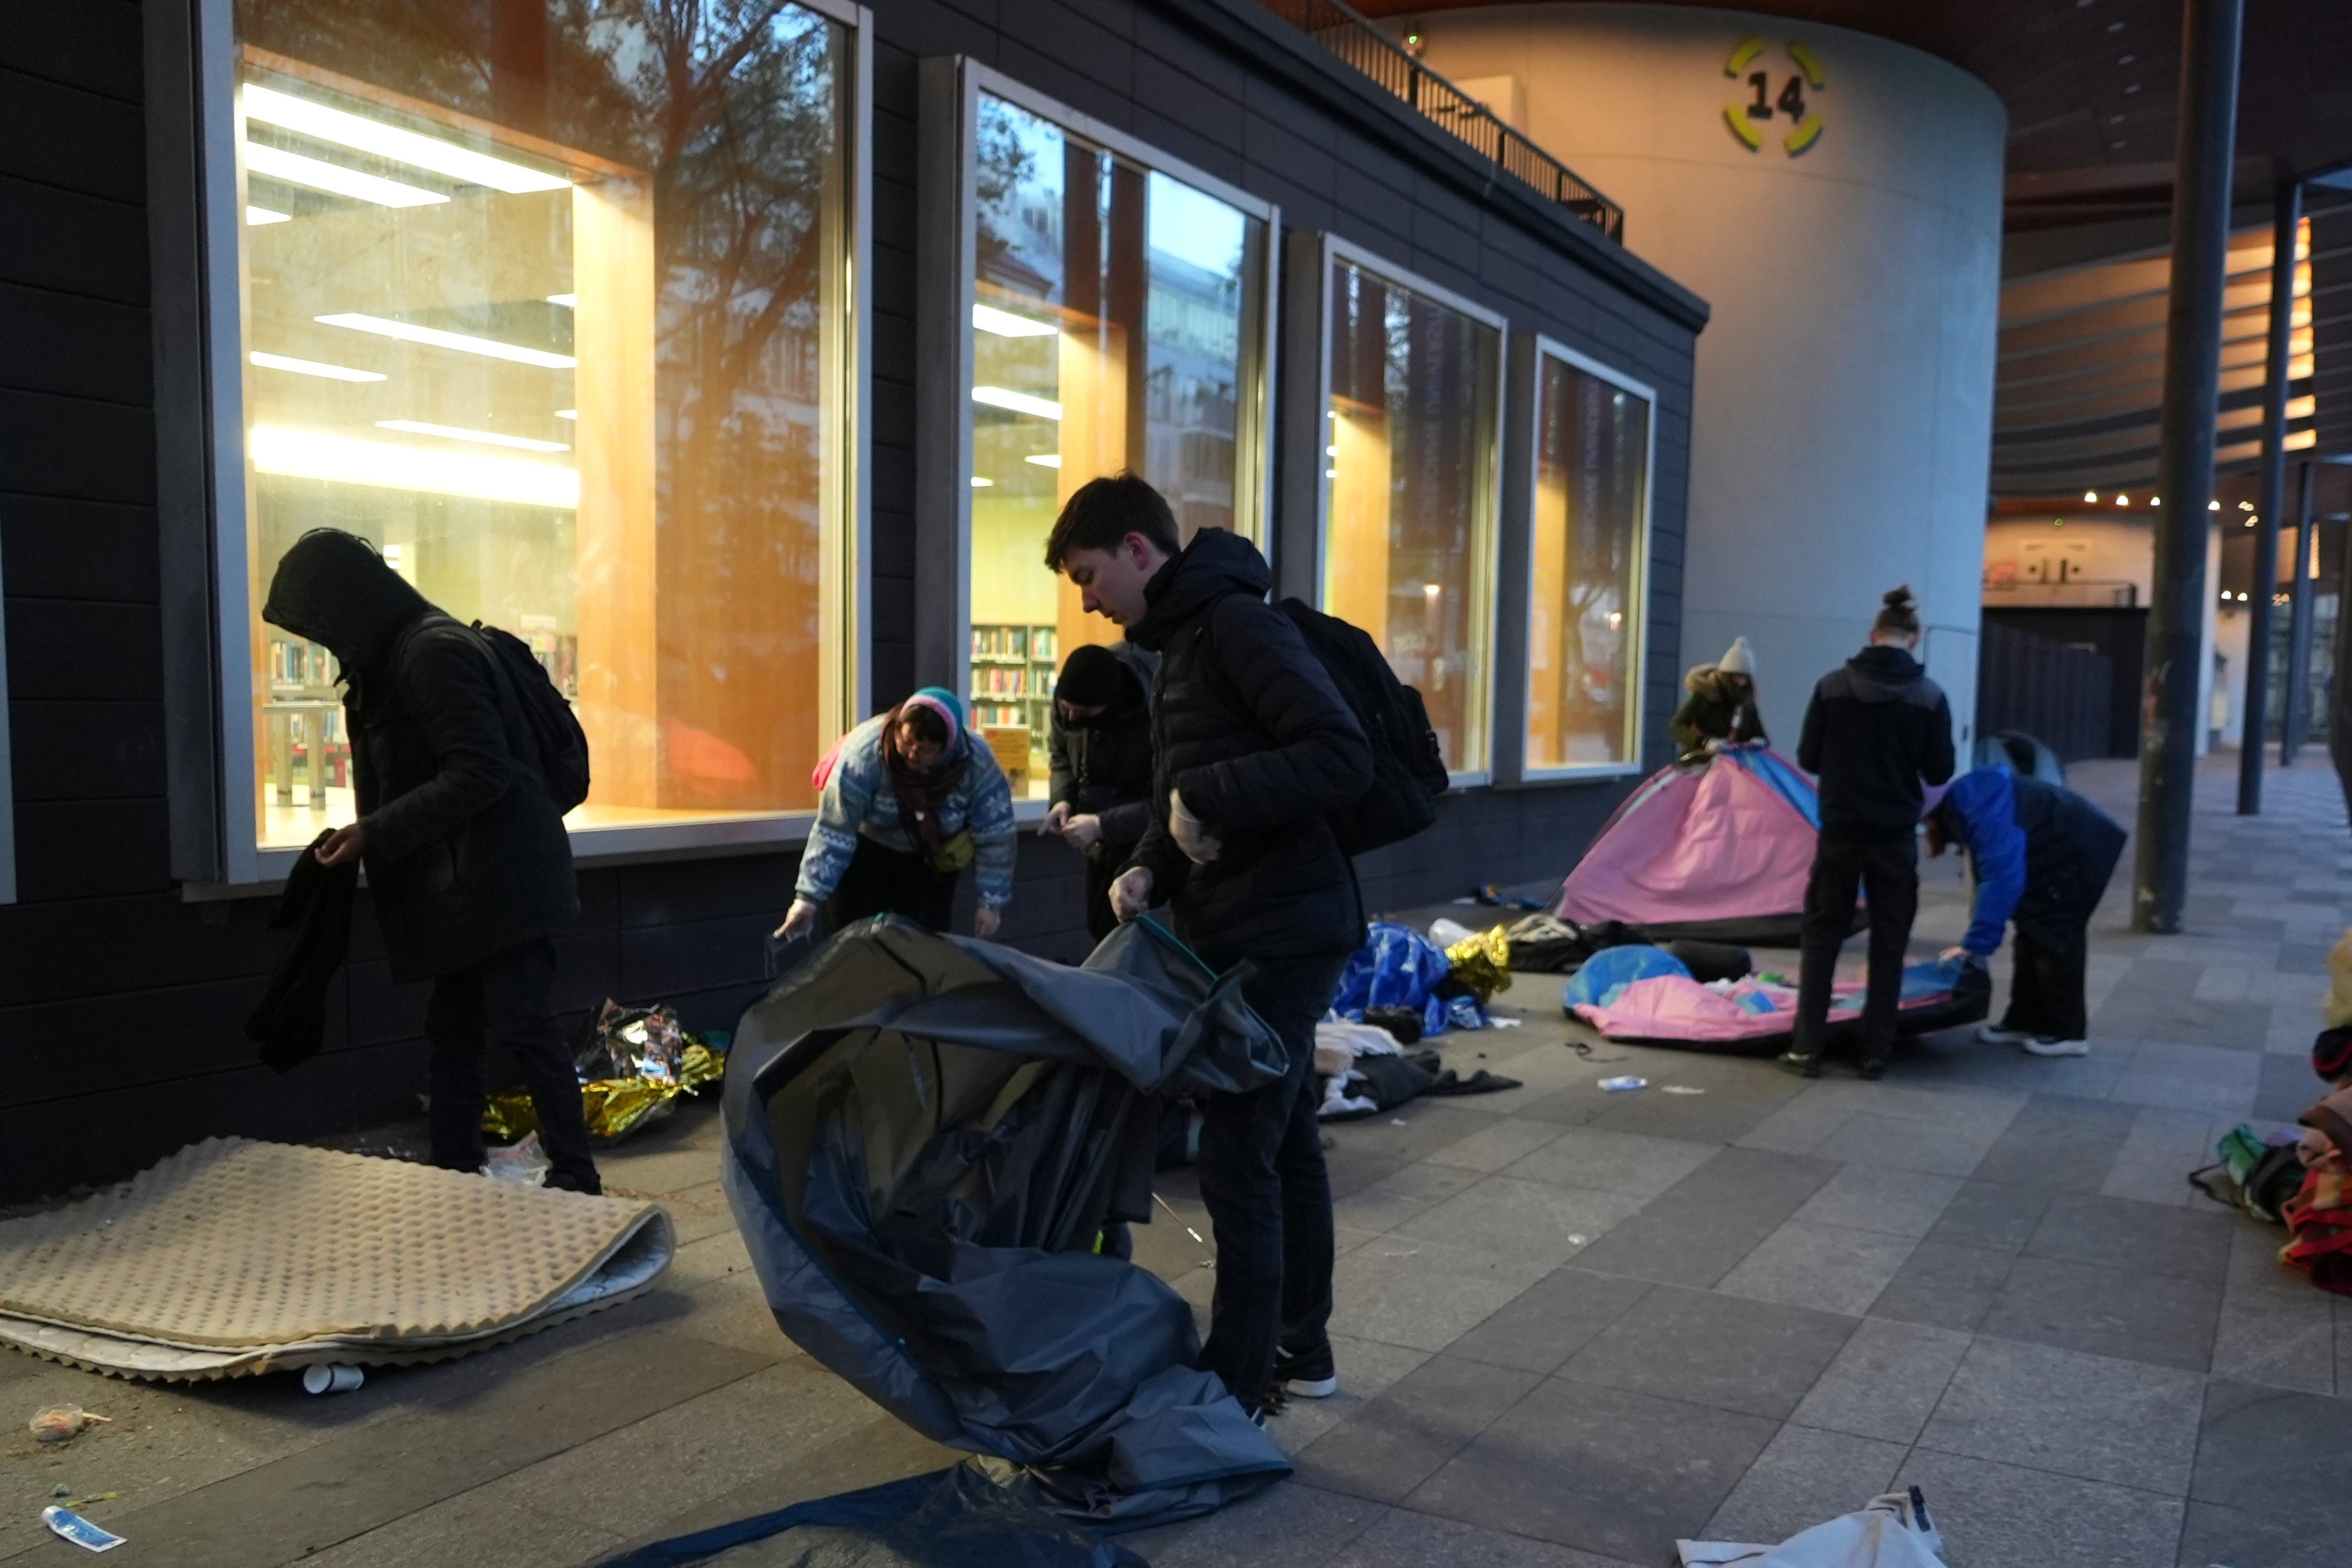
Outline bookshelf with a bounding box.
[971,623,1059,795]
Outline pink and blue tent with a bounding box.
[1553,746,1826,947]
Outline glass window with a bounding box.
[1526,351,1652,772]
[1323,258,1501,775]
[966,91,1269,799]
[233,1,855,851]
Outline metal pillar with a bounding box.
[2238,181,2301,812]
[2134,0,2245,932]
[2285,462,2318,762]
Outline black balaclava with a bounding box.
[260,529,434,675]
[1054,645,1137,716]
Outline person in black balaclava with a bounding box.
[1041,642,1158,942]
[261,529,599,1193]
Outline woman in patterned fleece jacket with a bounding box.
[774,688,1017,940]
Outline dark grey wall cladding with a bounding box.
[0,0,1698,1200]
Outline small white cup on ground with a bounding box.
[302,1363,364,1395]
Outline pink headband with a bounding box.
[899,692,961,749]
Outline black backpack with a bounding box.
[1267,598,1450,857]
[473,622,592,813]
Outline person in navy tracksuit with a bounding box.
[1925,765,2127,1057]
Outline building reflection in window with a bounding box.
[1528,352,1652,771]
[1323,258,1500,776]
[966,92,1268,798]
[236,0,855,848]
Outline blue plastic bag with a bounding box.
[1333,923,1452,1035]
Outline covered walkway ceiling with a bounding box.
[1360,0,2352,497]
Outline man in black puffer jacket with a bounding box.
[1784,586,1956,1079]
[1045,474,1373,1419]
[262,530,598,1193]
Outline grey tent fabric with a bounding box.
[720,914,1293,1529]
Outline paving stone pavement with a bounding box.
[6,754,2351,1566]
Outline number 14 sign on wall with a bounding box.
[1723,38,1824,156]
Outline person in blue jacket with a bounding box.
[1924,765,2127,1057]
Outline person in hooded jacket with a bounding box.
[1041,642,1158,943]
[1045,473,1373,1420]
[1669,636,1767,757]
[1783,587,1956,1079]
[1926,765,2125,1058]
[261,529,599,1193]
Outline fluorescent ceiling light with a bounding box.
[546,293,577,308]
[972,385,1062,421]
[317,313,576,368]
[554,408,579,420]
[245,142,447,208]
[378,419,569,452]
[247,205,291,226]
[972,303,1056,338]
[243,83,570,194]
[252,426,578,509]
[970,477,995,488]
[250,351,385,383]
[1024,453,1063,469]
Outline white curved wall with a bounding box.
[1419,5,2004,748]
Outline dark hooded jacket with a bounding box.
[1120,530,1373,967]
[262,531,578,982]
[1048,642,1158,862]
[1798,645,1956,839]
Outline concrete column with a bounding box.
[1410,6,2004,751]
[2134,0,2244,934]
[2240,180,2301,811]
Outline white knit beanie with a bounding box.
[1717,636,1755,677]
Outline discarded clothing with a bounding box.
[1572,956,1989,1053]
[1680,1487,1947,1567]
[721,914,1292,1527]
[1313,1018,1402,1077]
[1505,913,1647,974]
[2283,1165,2352,1297]
[592,1462,1146,1567]
[245,830,358,1074]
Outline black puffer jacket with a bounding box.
[1048,642,1157,861]
[1797,645,1956,839]
[262,532,579,982]
[1123,530,1374,967]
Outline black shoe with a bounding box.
[1776,1050,1822,1078]
[1856,1057,1887,1080]
[1273,1344,1339,1399]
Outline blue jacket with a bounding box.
[1942,766,2028,957]
[1940,766,2127,957]
[796,715,1018,908]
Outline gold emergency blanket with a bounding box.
[482,1040,727,1142]
[0,1138,673,1381]
[1443,923,1512,1003]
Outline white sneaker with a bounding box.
[2023,1036,2089,1058]
[1284,1374,1340,1399]
[1976,1025,2030,1046]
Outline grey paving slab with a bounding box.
[1654,1145,1844,1218]
[2190,1377,2352,1523]
[1495,1125,1718,1198]
[1583,1087,1782,1144]
[1713,1219,1920,1316]
[2109,1040,2262,1116]
[1565,1201,1782,1289]
[1422,1116,1570,1173]
[2176,1499,2344,1568]
[2254,1051,2328,1120]
[1406,1378,1780,1562]
[1328,1233,1554,1353]
[1977,1253,2222,1372]
[1698,1423,1908,1550]
[2100,1106,2226,1209]
[1891,1448,2186,1568]
[1791,1163,1964,1237]
[1323,1507,1646,1568]
[1968,1093,2141,1192]
[1444,1266,1652,1377]
[297,1483,625,1568]
[1864,1241,2015,1332]
[1920,1179,2052,1253]
[1332,1160,1485,1234]
[1327,1102,1513,1164]
[2206,1224,2340,1396]
[1789,1315,1974,1444]
[1391,1175,1645,1266]
[599,1408,950,1550]
[1917,1337,2205,1494]
[1269,1335,1434,1454]
[1120,1477,1387,1568]
[1823,1111,2010,1178]
[2023,1191,2234,1283]
[1292,1353,1541,1505]
[1559,1283,1854,1421]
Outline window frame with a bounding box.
[146,0,875,890]
[1496,332,1657,787]
[0,534,13,903]
[915,57,1280,816]
[1277,231,1507,788]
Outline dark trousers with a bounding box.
[2001,922,2090,1041]
[1796,834,1919,1063]
[830,838,957,932]
[425,936,601,1193]
[1192,951,1349,1408]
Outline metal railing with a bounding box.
[1256,0,1624,243]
